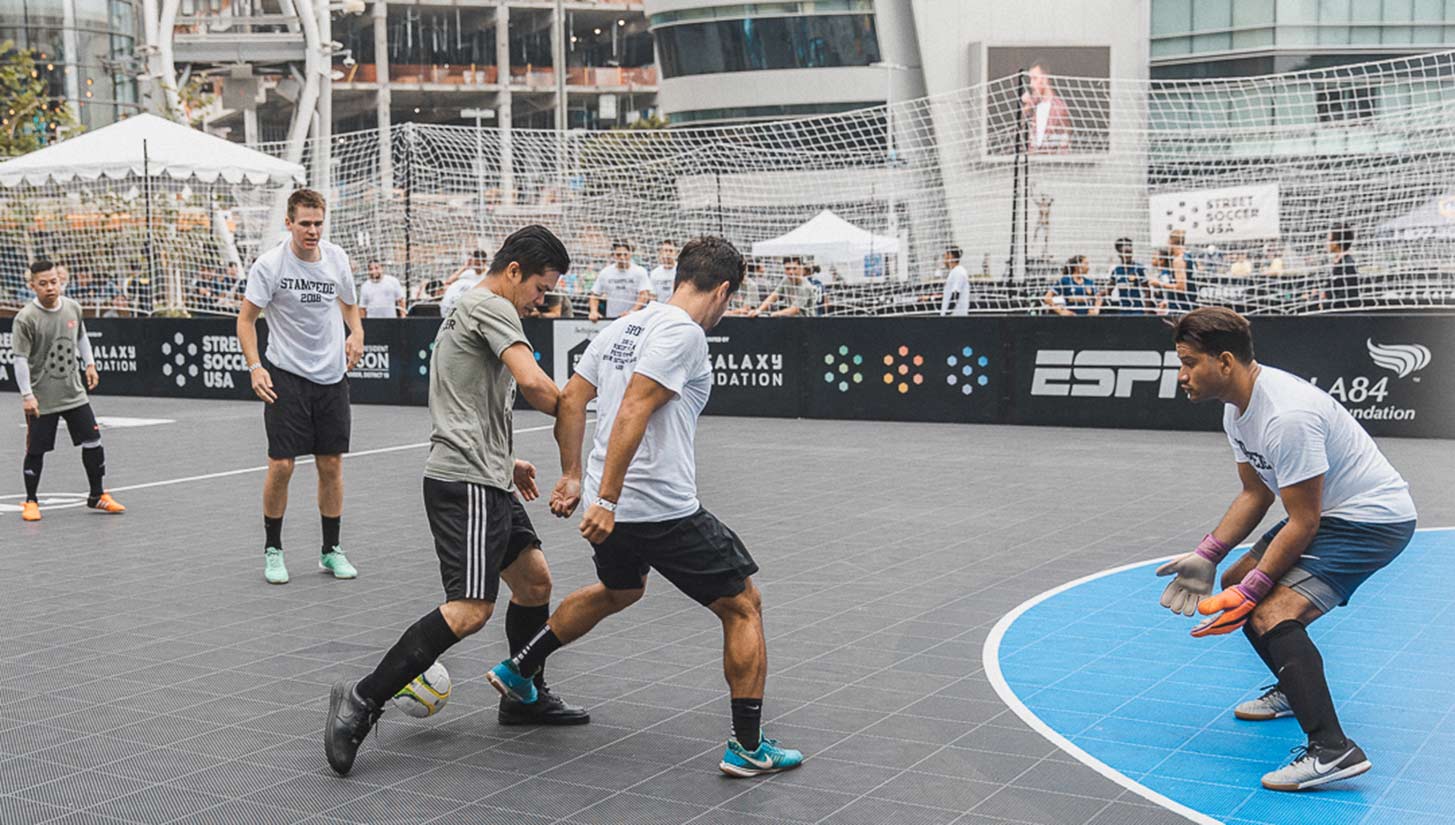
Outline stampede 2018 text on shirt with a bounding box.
[245,239,357,385]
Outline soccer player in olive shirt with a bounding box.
[13,259,125,521]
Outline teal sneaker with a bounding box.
[264,547,289,584]
[486,660,538,704]
[719,734,803,778]
[319,547,357,579]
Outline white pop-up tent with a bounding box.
[752,209,900,266]
[0,113,304,188]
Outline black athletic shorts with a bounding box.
[26,403,100,456]
[263,366,351,459]
[591,508,759,606]
[423,476,542,603]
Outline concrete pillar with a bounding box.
[496,2,514,203]
[552,0,566,133]
[374,0,393,191]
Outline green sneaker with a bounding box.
[264,547,289,584]
[320,547,357,579]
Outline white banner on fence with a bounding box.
[1149,183,1280,243]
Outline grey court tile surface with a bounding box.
[2,397,1451,825]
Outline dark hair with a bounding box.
[1168,229,1186,247]
[286,188,326,219]
[366,259,382,267]
[611,238,632,252]
[489,225,571,279]
[674,236,744,296]
[783,256,802,266]
[29,258,55,276]
[1114,237,1132,254]
[945,246,962,261]
[1330,224,1354,250]
[471,249,489,262]
[1173,307,1254,363]
[659,239,676,248]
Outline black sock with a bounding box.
[356,608,460,707]
[510,625,563,678]
[22,454,43,502]
[264,516,283,551]
[731,698,762,750]
[81,445,105,500]
[1243,623,1279,679]
[321,515,341,553]
[1264,620,1347,750]
[507,602,551,688]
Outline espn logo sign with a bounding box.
[1030,350,1181,398]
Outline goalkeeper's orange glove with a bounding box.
[1191,569,1274,638]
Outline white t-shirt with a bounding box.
[245,239,357,385]
[440,269,483,319]
[577,302,711,523]
[1223,366,1416,524]
[649,266,676,302]
[940,265,970,316]
[358,274,404,318]
[591,263,650,318]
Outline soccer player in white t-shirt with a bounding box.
[486,237,804,778]
[938,245,970,317]
[648,239,677,302]
[1157,308,1416,792]
[587,239,650,322]
[357,260,405,318]
[238,189,365,585]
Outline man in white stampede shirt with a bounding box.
[587,238,650,322]
[1156,307,1416,793]
[486,237,805,779]
[440,249,489,318]
[938,245,970,317]
[358,259,405,318]
[648,239,678,302]
[238,188,365,586]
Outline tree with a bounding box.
[0,41,82,157]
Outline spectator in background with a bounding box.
[1262,243,1286,278]
[1149,229,1197,313]
[440,250,488,317]
[938,245,970,316]
[190,266,225,314]
[101,287,132,318]
[727,261,766,315]
[358,260,405,318]
[533,290,574,319]
[1106,238,1149,315]
[750,257,818,317]
[1326,224,1358,311]
[588,238,651,322]
[411,276,446,303]
[649,239,677,302]
[1043,255,1101,316]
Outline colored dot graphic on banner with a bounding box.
[822,345,864,393]
[945,346,991,396]
[882,345,924,394]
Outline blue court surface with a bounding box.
[987,527,1455,825]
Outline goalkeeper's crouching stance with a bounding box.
[1154,308,1416,792]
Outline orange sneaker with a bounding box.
[21,501,40,521]
[89,493,126,514]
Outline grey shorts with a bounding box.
[1249,516,1416,614]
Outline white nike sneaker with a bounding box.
[1261,741,1370,791]
[1235,685,1294,721]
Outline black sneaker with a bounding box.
[325,681,383,776]
[498,684,590,726]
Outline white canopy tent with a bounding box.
[751,209,901,282]
[0,115,304,314]
[0,113,304,188]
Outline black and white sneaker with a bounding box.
[324,681,383,776]
[498,684,590,726]
[1234,684,1294,721]
[1261,740,1371,791]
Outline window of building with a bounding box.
[655,14,880,78]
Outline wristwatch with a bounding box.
[594,498,617,513]
[247,362,263,372]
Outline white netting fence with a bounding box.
[5,50,1455,316]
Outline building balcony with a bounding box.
[332,63,656,91]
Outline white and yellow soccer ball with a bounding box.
[391,661,452,718]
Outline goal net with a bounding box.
[4,50,1455,317]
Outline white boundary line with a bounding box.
[1,422,562,509]
[981,525,1454,825]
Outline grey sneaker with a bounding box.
[319,547,357,579]
[264,547,289,584]
[1261,741,1370,791]
[1235,685,1294,721]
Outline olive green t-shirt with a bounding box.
[12,298,88,415]
[423,285,528,490]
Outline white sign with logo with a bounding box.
[1149,183,1280,243]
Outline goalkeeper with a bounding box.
[1155,308,1416,792]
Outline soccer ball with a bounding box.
[391,662,452,718]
